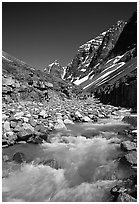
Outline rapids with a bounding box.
[2,113,136,202]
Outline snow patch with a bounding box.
[61,67,67,79]
[83,62,125,90]
[73,75,89,85]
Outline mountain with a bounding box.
[44,60,64,78]
[64,12,137,109]
[2,51,75,103]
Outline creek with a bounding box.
[2,110,136,202]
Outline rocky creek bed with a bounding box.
[2,96,137,202]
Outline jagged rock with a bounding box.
[121,141,136,151]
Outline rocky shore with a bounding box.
[2,93,122,146]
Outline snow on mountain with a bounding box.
[63,11,137,108]
[44,60,64,78]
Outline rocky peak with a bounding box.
[44,60,64,78]
[64,19,126,82]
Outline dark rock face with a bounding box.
[108,11,137,57]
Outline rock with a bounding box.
[56,113,63,119]
[27,136,43,144]
[98,113,105,118]
[7,132,17,144]
[48,122,54,129]
[39,125,48,133]
[122,116,137,127]
[4,121,11,132]
[54,119,67,130]
[14,111,24,119]
[2,114,8,121]
[39,159,61,169]
[29,119,37,127]
[22,123,34,132]
[64,118,74,124]
[12,152,26,163]
[34,125,41,132]
[75,111,83,118]
[121,141,136,151]
[3,155,9,162]
[10,121,17,128]
[13,125,23,132]
[117,193,137,202]
[89,115,98,122]
[125,151,137,165]
[22,117,29,123]
[17,130,33,141]
[45,82,53,88]
[39,110,47,118]
[26,113,32,118]
[82,116,91,122]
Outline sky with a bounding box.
[2,2,137,69]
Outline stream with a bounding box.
[2,110,137,202]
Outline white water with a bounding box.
[2,118,134,202]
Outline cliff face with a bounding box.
[64,12,137,109]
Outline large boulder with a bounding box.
[54,119,67,130]
[121,141,136,151]
[82,116,91,122]
[64,118,74,124]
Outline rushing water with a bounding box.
[2,116,136,202]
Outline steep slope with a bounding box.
[64,20,126,83]
[2,51,74,103]
[64,12,137,109]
